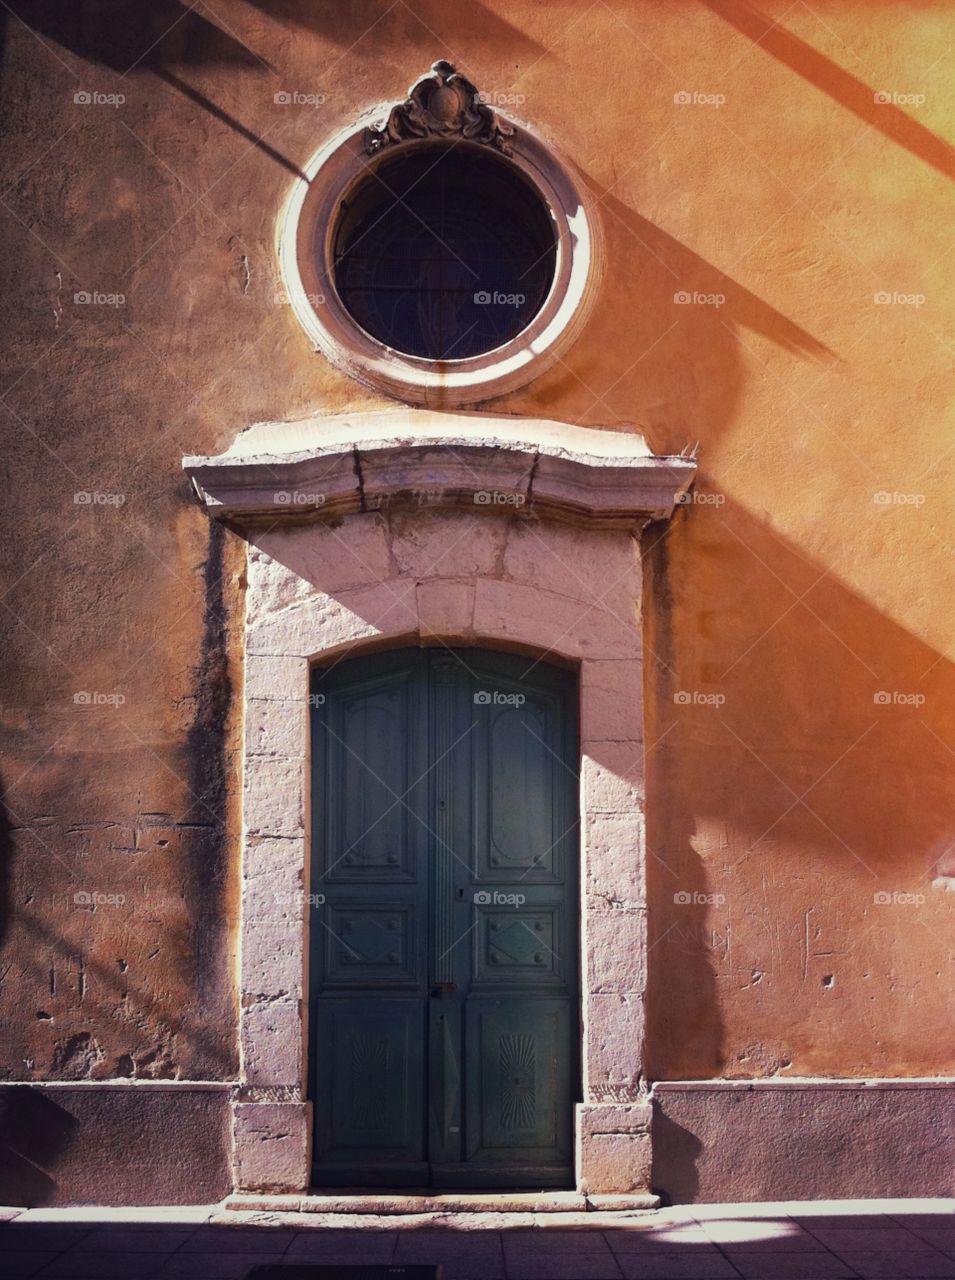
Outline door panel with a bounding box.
[321,656,427,883]
[473,681,566,882]
[465,998,572,1159]
[322,902,418,985]
[310,648,578,1188]
[473,903,566,985]
[486,701,555,871]
[320,993,425,1167]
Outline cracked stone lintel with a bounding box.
[183,409,695,530]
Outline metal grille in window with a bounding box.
[333,145,558,361]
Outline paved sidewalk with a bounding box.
[1,1199,953,1280]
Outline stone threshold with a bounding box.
[223,1192,660,1216]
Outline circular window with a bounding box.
[332,146,557,361]
[280,83,597,406]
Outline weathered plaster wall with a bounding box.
[0,0,952,1176]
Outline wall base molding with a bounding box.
[1,1078,950,1206]
[652,1079,955,1204]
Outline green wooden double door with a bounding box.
[309,647,579,1188]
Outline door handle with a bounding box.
[430,981,457,997]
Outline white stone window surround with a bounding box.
[278,113,600,408]
[183,410,694,1198]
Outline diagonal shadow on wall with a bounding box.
[0,2,309,180]
[700,0,955,181]
[644,494,955,1080]
[240,0,546,60]
[3,0,265,73]
[519,172,834,440]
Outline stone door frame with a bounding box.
[183,410,694,1199]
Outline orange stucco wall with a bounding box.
[0,1,952,1088]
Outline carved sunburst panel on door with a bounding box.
[467,1001,570,1159]
[318,1000,426,1166]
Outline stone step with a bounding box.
[221,1191,660,1220]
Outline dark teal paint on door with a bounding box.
[309,648,579,1188]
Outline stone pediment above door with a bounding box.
[182,410,695,529]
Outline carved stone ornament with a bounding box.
[364,60,515,155]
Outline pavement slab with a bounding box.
[615,1256,743,1279]
[727,1254,858,1279]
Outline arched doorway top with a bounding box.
[183,409,695,529]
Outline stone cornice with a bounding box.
[182,410,695,529]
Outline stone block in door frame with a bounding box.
[234,1101,313,1194]
[576,1100,653,1194]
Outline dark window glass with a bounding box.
[332,145,557,360]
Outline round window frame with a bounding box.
[278,114,599,407]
